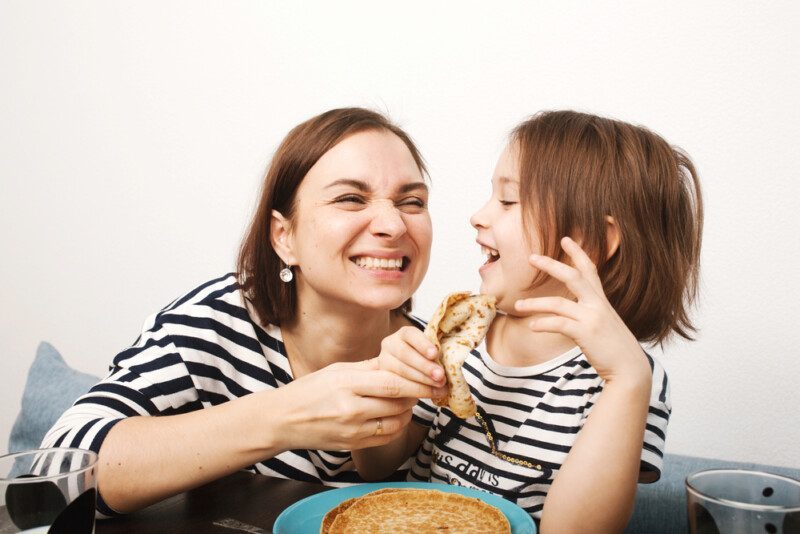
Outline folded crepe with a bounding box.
[322,488,510,534]
[425,292,497,419]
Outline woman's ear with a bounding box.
[270,210,297,265]
[605,215,621,259]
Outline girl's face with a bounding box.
[470,143,562,313]
[284,130,432,314]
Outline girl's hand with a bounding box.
[514,236,650,383]
[375,326,446,388]
[275,359,445,452]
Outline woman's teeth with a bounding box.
[353,256,404,270]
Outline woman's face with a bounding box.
[284,130,432,313]
[469,143,562,313]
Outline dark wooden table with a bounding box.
[96,472,330,533]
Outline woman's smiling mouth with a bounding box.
[351,255,409,271]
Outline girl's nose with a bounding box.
[470,202,490,229]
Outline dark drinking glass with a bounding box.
[1,448,97,533]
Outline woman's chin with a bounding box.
[353,292,411,313]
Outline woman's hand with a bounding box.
[375,326,446,388]
[514,236,650,384]
[349,327,444,480]
[273,359,446,452]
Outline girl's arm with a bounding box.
[44,361,439,513]
[540,367,651,533]
[351,421,430,481]
[515,237,655,533]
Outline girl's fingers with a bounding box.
[559,237,605,293]
[529,238,605,300]
[526,315,580,339]
[514,296,582,321]
[528,253,593,299]
[559,236,597,275]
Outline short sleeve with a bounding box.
[40,314,201,516]
[578,353,671,483]
[640,355,671,482]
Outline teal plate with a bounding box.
[274,481,536,533]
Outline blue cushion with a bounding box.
[8,342,100,453]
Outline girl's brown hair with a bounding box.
[513,111,703,344]
[237,107,427,325]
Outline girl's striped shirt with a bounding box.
[409,343,671,519]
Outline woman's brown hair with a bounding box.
[513,111,703,344]
[237,107,427,326]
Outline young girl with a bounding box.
[354,110,703,533]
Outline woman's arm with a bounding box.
[96,388,288,512]
[47,362,439,513]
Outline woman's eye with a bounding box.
[398,197,426,208]
[334,194,366,205]
[499,200,518,207]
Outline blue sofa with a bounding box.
[10,343,800,532]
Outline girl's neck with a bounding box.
[487,313,577,367]
[280,298,407,378]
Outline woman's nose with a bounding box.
[369,200,407,239]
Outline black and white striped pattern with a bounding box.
[41,274,378,514]
[409,345,671,519]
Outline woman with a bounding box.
[42,107,447,514]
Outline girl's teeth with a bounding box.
[481,246,499,257]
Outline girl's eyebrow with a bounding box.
[498,176,519,185]
[325,179,429,195]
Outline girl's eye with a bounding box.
[499,200,518,207]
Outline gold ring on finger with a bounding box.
[375,418,383,436]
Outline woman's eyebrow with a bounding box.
[325,179,428,195]
[325,178,370,191]
[399,182,429,194]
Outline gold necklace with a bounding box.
[473,410,543,471]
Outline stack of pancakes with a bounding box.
[321,488,510,533]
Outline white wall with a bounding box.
[2,1,798,467]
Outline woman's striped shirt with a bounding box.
[409,343,671,519]
[41,273,394,515]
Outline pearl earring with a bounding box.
[279,265,294,283]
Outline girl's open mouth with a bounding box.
[481,246,500,265]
